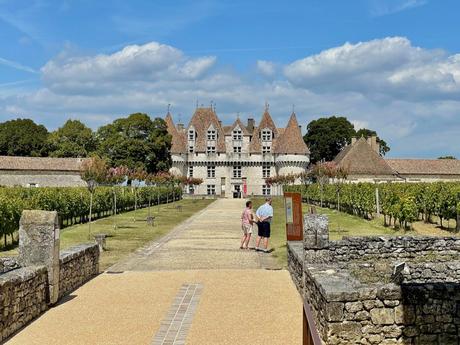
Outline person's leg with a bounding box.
[255,222,262,250]
[240,233,247,249]
[244,233,252,249]
[263,223,270,251]
[263,237,269,250]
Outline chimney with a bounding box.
[351,137,357,145]
[177,123,184,132]
[370,135,379,154]
[247,118,255,132]
[218,120,222,128]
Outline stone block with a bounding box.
[326,301,344,322]
[18,210,60,304]
[304,214,329,249]
[370,308,395,325]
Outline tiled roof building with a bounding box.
[0,156,87,187]
[332,137,460,183]
[167,106,310,197]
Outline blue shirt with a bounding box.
[256,203,273,223]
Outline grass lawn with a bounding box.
[1,198,214,271]
[252,197,458,268]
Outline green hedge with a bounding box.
[0,185,182,245]
[286,182,460,229]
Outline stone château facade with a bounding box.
[165,106,310,197]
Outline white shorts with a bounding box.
[242,223,253,235]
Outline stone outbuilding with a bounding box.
[0,156,87,187]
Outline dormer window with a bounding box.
[233,128,242,141]
[207,126,216,140]
[261,129,272,141]
[188,128,195,141]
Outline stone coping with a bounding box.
[60,243,99,264]
[401,260,460,284]
[0,257,20,274]
[287,242,303,263]
[0,265,47,286]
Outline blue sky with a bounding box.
[1,0,459,158]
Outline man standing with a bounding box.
[255,198,273,253]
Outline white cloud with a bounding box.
[370,0,428,16]
[256,60,276,77]
[1,37,460,158]
[41,42,216,93]
[284,37,460,101]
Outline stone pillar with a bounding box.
[18,210,60,304]
[304,214,329,249]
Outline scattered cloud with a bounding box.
[256,60,277,77]
[1,37,459,158]
[0,56,37,73]
[370,0,428,16]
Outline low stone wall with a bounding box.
[0,243,99,342]
[59,243,99,298]
[287,242,304,293]
[288,213,460,345]
[0,266,48,341]
[0,256,19,274]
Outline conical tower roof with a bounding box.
[274,113,310,154]
[187,107,226,152]
[250,109,279,153]
[165,112,186,154]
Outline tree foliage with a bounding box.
[96,113,172,173]
[0,118,48,156]
[438,156,457,160]
[47,119,96,157]
[303,116,356,163]
[303,116,391,163]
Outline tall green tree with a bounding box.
[96,113,172,173]
[47,119,96,157]
[0,118,48,156]
[303,116,355,163]
[355,128,390,156]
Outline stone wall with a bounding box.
[0,266,48,341]
[0,243,99,342]
[0,256,19,274]
[0,170,85,187]
[287,213,460,345]
[59,243,99,298]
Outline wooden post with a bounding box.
[375,188,380,217]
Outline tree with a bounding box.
[0,118,48,156]
[47,119,96,157]
[355,128,390,156]
[303,116,355,163]
[438,156,457,160]
[80,156,109,239]
[97,113,172,173]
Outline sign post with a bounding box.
[284,192,303,241]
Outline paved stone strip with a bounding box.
[152,283,203,345]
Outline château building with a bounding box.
[165,106,310,197]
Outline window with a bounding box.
[189,146,194,153]
[233,165,242,178]
[207,166,216,178]
[207,129,216,140]
[262,146,271,153]
[207,185,216,195]
[207,146,216,154]
[188,129,195,141]
[233,146,241,153]
[233,128,242,140]
[262,164,271,178]
[262,129,272,141]
[188,185,194,194]
[262,184,271,196]
[188,166,193,178]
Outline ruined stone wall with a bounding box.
[290,214,460,344]
[0,266,48,341]
[304,236,460,264]
[59,243,99,298]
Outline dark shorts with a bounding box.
[257,221,271,238]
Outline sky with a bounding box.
[0,0,459,158]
